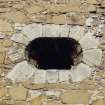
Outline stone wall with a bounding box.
[0,0,105,105]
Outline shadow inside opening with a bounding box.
[25,37,83,70]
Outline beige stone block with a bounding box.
[31,95,45,105]
[15,101,28,105]
[0,45,5,52]
[66,13,85,25]
[93,99,105,105]
[9,85,27,101]
[87,0,99,4]
[81,4,96,12]
[0,19,13,32]
[46,101,62,105]
[87,5,96,12]
[52,15,66,25]
[26,5,45,14]
[60,90,90,104]
[0,52,6,64]
[97,8,105,13]
[2,39,13,47]
[48,2,81,13]
[30,14,47,23]
[0,87,6,98]
[102,0,105,7]
[1,10,27,23]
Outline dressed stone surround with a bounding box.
[0,0,105,105]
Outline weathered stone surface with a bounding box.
[52,15,66,25]
[48,1,81,13]
[66,13,85,25]
[93,99,105,105]
[81,4,96,13]
[46,70,58,83]
[9,85,27,100]
[43,24,60,37]
[26,5,45,14]
[11,33,29,45]
[60,90,90,104]
[1,10,27,23]
[79,31,100,50]
[0,34,5,39]
[45,90,61,98]
[0,87,6,98]
[0,19,13,32]
[101,0,105,7]
[8,48,25,62]
[0,45,5,52]
[97,7,105,13]
[28,90,42,100]
[83,49,102,66]
[87,0,99,4]
[31,95,45,105]
[85,17,93,26]
[59,25,70,37]
[58,70,70,83]
[70,63,92,82]
[15,101,28,105]
[14,23,25,30]
[2,39,13,47]
[69,26,84,41]
[6,61,35,82]
[46,101,62,105]
[33,70,46,83]
[22,23,42,41]
[0,52,6,64]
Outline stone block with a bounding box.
[46,70,58,83]
[60,90,90,104]
[83,49,102,66]
[9,85,27,101]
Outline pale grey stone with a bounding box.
[8,48,25,62]
[28,90,42,100]
[85,17,93,26]
[70,63,92,82]
[11,33,29,45]
[69,26,85,41]
[43,24,60,37]
[58,70,71,83]
[60,25,70,37]
[22,23,42,41]
[46,70,59,83]
[14,23,25,30]
[33,70,46,83]
[83,49,102,66]
[79,31,100,50]
[6,61,35,82]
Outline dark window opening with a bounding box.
[25,37,83,70]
